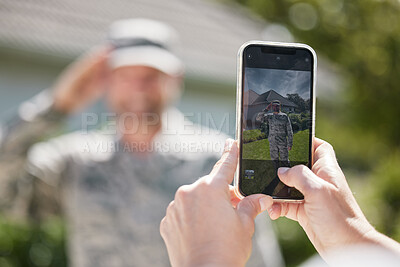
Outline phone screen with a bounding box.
[238,44,314,200]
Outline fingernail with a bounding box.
[259,196,271,211]
[278,167,290,175]
[224,139,234,152]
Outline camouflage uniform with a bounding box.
[256,100,293,196]
[265,112,293,164]
[0,90,283,267]
[257,111,293,165]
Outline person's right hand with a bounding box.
[52,46,111,114]
[268,138,400,259]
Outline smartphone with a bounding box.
[234,41,316,202]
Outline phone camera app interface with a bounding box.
[240,46,313,199]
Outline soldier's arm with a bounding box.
[1,46,108,163]
[0,90,67,211]
[286,115,293,147]
[0,90,67,159]
[255,112,265,123]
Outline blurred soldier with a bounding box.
[0,19,281,267]
[257,100,293,195]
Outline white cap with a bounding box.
[108,18,184,76]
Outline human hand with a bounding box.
[53,46,111,114]
[268,138,400,259]
[160,139,272,267]
[288,146,292,151]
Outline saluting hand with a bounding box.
[53,46,111,114]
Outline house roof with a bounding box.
[251,89,298,108]
[243,89,260,105]
[0,0,293,83]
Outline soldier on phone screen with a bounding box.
[257,100,293,195]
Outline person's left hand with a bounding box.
[160,139,272,267]
[288,146,292,151]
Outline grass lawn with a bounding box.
[242,128,265,143]
[243,129,310,162]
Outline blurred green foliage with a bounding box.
[273,218,315,267]
[233,0,400,266]
[0,216,67,267]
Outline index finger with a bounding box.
[206,139,238,186]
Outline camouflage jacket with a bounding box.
[257,111,293,147]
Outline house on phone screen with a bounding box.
[244,89,297,129]
[252,89,298,112]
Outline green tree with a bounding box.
[286,93,309,113]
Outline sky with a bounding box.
[244,67,311,100]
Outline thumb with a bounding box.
[277,165,324,196]
[237,195,273,222]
